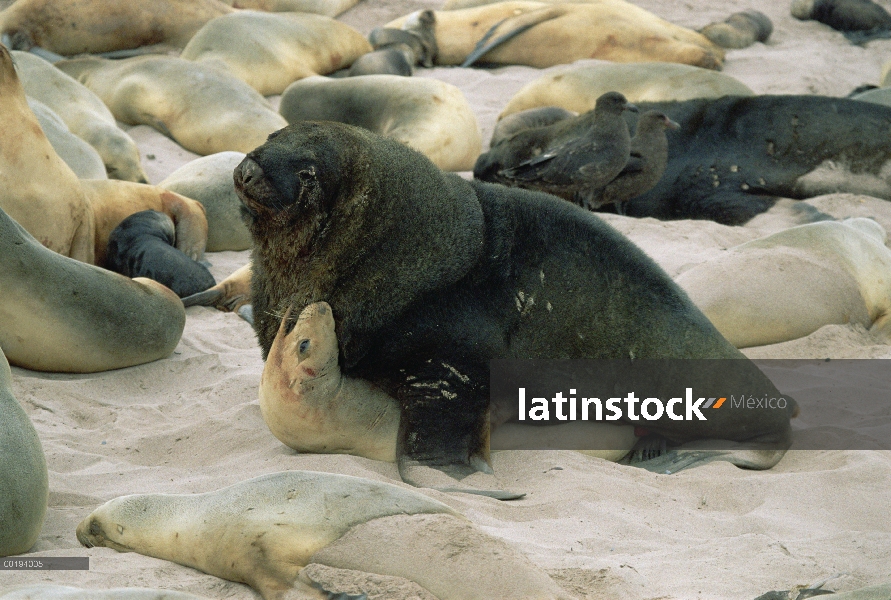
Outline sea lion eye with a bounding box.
[298,339,310,354]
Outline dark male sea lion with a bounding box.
[615,95,891,225]
[235,121,795,483]
[106,210,216,298]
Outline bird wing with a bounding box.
[609,151,645,179]
[498,137,615,186]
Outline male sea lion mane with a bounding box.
[235,121,486,366]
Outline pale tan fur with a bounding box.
[385,1,724,70]
[279,75,482,171]
[499,62,753,119]
[181,11,372,95]
[677,219,891,348]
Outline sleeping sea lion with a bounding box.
[159,152,252,252]
[613,95,891,225]
[384,2,724,70]
[498,61,753,119]
[55,55,287,156]
[235,121,795,483]
[278,75,482,172]
[26,97,107,180]
[0,346,48,556]
[12,50,147,183]
[180,11,371,95]
[0,0,232,55]
[699,10,773,49]
[0,206,185,373]
[676,218,891,348]
[76,471,573,600]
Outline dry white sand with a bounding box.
[4,0,891,597]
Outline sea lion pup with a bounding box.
[0,586,214,600]
[384,1,724,70]
[0,347,48,556]
[676,219,891,348]
[106,210,216,298]
[489,106,576,147]
[792,0,891,43]
[0,0,232,55]
[159,152,252,252]
[499,62,753,119]
[26,98,108,180]
[368,9,438,68]
[0,207,185,373]
[219,0,361,17]
[55,55,287,156]
[76,471,572,600]
[11,50,147,183]
[474,92,636,206]
[278,75,482,172]
[0,44,94,262]
[611,95,891,225]
[236,121,796,483]
[700,10,773,48]
[80,180,209,268]
[591,110,680,213]
[183,263,253,318]
[180,11,371,95]
[346,47,414,77]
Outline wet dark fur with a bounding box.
[106,210,215,298]
[617,95,891,224]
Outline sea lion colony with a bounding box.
[1,0,891,597]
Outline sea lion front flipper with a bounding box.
[394,359,494,481]
[628,439,789,474]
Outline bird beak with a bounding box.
[624,102,639,113]
[666,118,680,130]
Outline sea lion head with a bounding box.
[234,123,354,226]
[265,302,340,389]
[77,494,159,553]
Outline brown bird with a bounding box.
[589,110,679,214]
[473,92,638,207]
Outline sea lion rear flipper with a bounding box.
[627,435,790,474]
[394,359,498,484]
[293,570,369,600]
[460,7,562,67]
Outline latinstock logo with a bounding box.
[516,388,786,423]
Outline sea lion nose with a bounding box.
[235,157,264,189]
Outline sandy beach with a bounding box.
[3,0,891,597]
